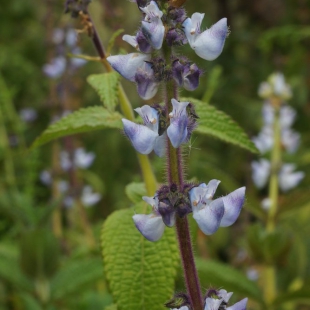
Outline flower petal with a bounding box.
[141,19,165,50]
[133,213,165,241]
[226,298,248,310]
[135,63,159,100]
[122,34,139,49]
[251,159,270,188]
[107,53,150,82]
[167,114,188,148]
[218,289,233,303]
[192,18,228,61]
[204,297,223,310]
[205,179,221,199]
[183,64,201,91]
[134,105,159,132]
[122,119,158,154]
[193,197,224,235]
[220,187,245,227]
[154,132,167,157]
[279,164,304,192]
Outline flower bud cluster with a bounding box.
[133,179,245,242]
[107,0,229,100]
[252,73,304,196]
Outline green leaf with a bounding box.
[105,305,118,310]
[87,72,120,111]
[31,107,122,149]
[125,182,147,204]
[107,29,125,54]
[274,287,310,305]
[19,293,42,310]
[50,258,103,300]
[195,258,263,303]
[101,205,179,310]
[182,97,258,153]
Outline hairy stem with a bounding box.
[164,81,203,310]
[84,10,155,195]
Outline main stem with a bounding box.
[264,99,281,307]
[165,81,203,310]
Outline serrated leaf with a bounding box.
[101,205,179,310]
[195,258,263,303]
[31,107,122,149]
[50,258,103,300]
[107,29,125,54]
[87,72,120,111]
[182,97,258,154]
[125,182,147,204]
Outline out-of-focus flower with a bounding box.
[251,159,270,189]
[183,14,228,61]
[60,151,72,171]
[81,185,102,207]
[40,170,52,186]
[74,148,95,169]
[122,105,166,157]
[43,56,66,79]
[258,72,292,100]
[278,164,304,192]
[261,198,271,211]
[246,268,259,281]
[19,108,37,123]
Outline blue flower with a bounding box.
[132,196,166,242]
[189,180,245,235]
[140,1,165,50]
[183,13,228,61]
[167,99,189,148]
[122,105,166,157]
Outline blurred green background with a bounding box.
[0,0,310,309]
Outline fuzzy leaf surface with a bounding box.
[101,205,179,310]
[182,97,258,153]
[125,182,147,204]
[196,258,263,303]
[31,107,122,149]
[87,72,120,111]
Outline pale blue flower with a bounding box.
[140,1,165,49]
[167,99,189,148]
[43,56,66,78]
[81,185,102,207]
[133,196,166,241]
[122,105,166,157]
[183,14,228,61]
[251,159,270,188]
[189,180,245,235]
[74,148,95,169]
[278,164,304,192]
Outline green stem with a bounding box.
[264,102,281,306]
[86,10,156,195]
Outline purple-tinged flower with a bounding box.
[81,185,102,207]
[70,47,87,69]
[247,268,259,281]
[172,60,201,91]
[123,31,153,53]
[204,297,222,310]
[140,1,165,50]
[278,164,304,192]
[226,298,248,310]
[218,289,233,303]
[167,99,189,148]
[40,170,52,186]
[66,28,77,47]
[183,14,228,61]
[60,151,72,171]
[171,307,189,310]
[135,62,159,100]
[133,196,166,241]
[189,180,245,235]
[107,53,150,82]
[251,159,271,188]
[43,56,66,79]
[122,105,166,157]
